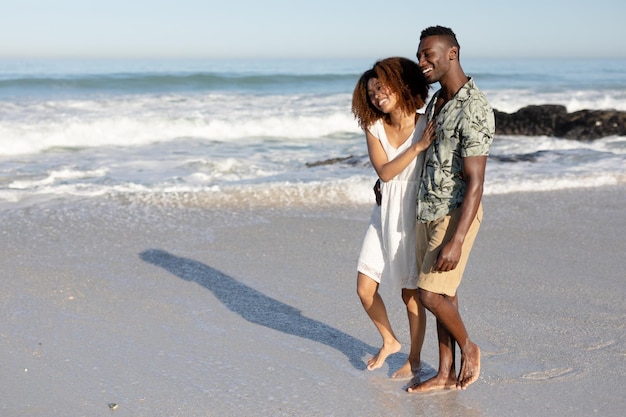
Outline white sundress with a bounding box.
[357,115,428,293]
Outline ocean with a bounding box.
[1,57,625,210]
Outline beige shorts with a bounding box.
[416,203,482,297]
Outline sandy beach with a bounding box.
[1,185,625,417]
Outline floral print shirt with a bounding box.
[417,78,495,223]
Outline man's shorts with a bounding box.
[416,203,482,297]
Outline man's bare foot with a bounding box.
[367,340,401,370]
[457,343,480,390]
[406,374,456,393]
[391,359,421,379]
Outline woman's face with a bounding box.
[367,78,397,114]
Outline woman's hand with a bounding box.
[416,120,436,152]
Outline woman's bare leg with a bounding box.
[391,288,426,379]
[357,272,401,370]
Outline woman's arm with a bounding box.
[367,120,435,182]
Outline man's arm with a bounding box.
[433,155,487,272]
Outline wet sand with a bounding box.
[1,186,625,416]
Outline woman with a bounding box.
[351,57,433,378]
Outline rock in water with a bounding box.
[494,105,626,140]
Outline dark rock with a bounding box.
[494,105,626,140]
[490,151,543,163]
[494,105,567,137]
[555,109,626,140]
[305,155,365,167]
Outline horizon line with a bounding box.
[0,54,624,60]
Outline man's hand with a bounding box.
[433,240,462,272]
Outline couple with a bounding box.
[351,26,495,392]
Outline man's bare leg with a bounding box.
[458,341,480,389]
[408,319,457,392]
[357,273,401,370]
[392,288,426,379]
[407,294,458,391]
[409,291,480,391]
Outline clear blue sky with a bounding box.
[1,0,624,59]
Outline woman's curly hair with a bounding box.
[351,57,429,131]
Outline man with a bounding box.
[407,26,495,392]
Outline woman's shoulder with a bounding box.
[367,119,385,138]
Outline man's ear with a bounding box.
[448,46,459,61]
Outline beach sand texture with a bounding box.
[1,186,625,417]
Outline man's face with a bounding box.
[416,35,452,84]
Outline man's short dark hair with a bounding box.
[420,25,460,49]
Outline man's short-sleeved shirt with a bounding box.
[417,78,495,223]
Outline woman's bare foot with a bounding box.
[367,339,401,370]
[457,343,480,390]
[391,359,421,379]
[406,373,457,393]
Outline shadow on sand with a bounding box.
[140,249,376,370]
